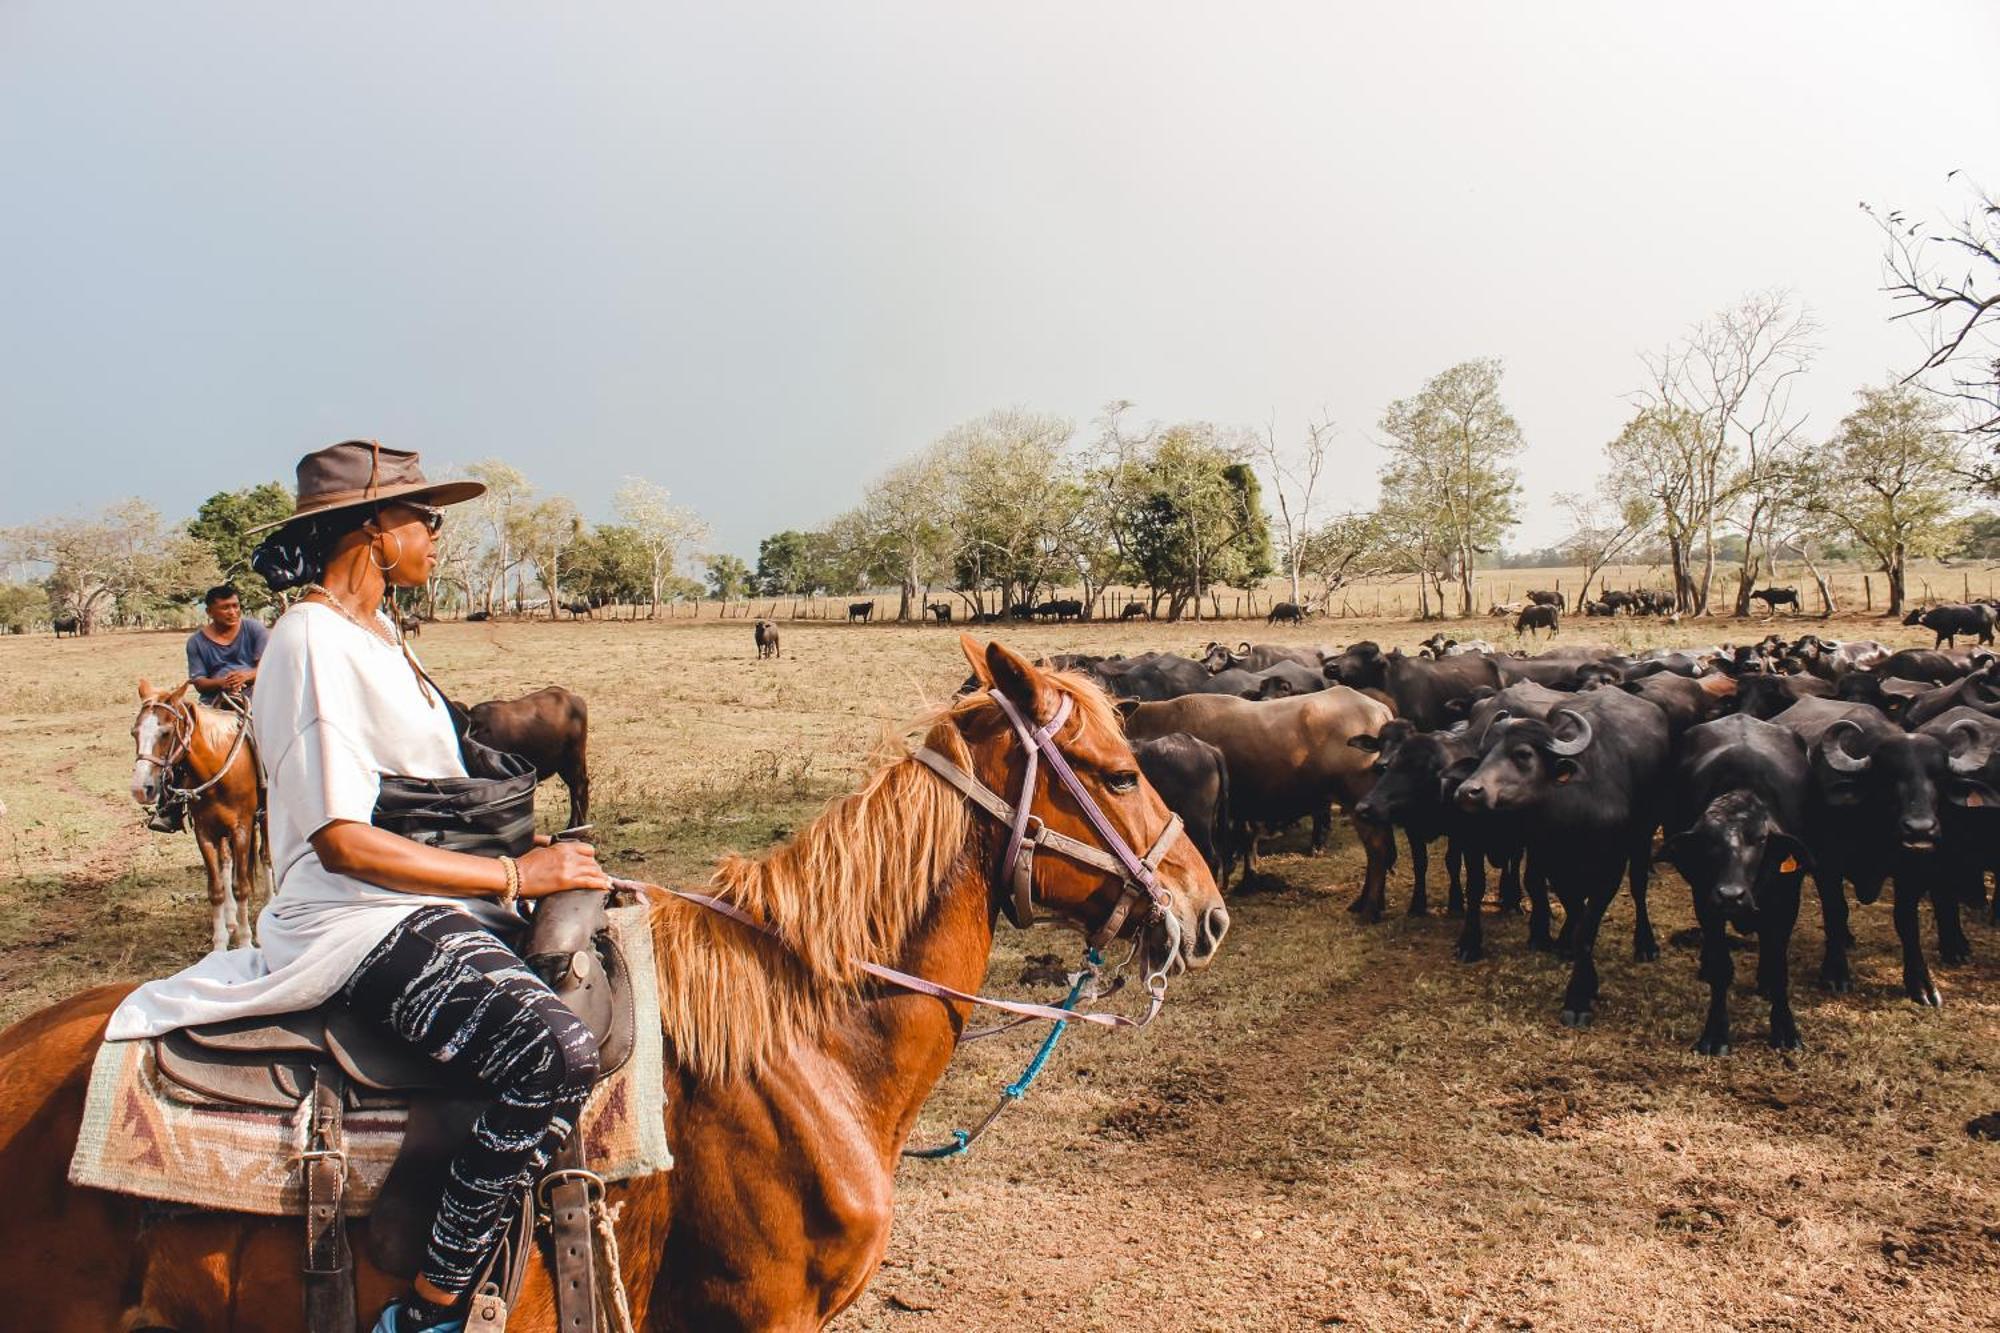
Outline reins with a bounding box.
[136,693,253,804]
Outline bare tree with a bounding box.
[464,459,532,613]
[615,478,709,618]
[1867,175,2000,465]
[511,497,582,619]
[1555,485,1653,610]
[4,500,217,632]
[1258,411,1332,606]
[1640,290,1818,616]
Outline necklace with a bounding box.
[302,584,400,649]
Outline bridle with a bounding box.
[134,693,251,803]
[912,687,1186,1008]
[627,684,1192,1029]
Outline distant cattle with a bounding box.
[847,601,875,623]
[465,610,491,623]
[1525,590,1563,608]
[52,614,80,638]
[754,619,780,659]
[1750,585,1800,615]
[1201,641,1325,675]
[1034,598,1085,622]
[926,602,954,623]
[1902,602,1995,648]
[1514,604,1560,638]
[563,599,594,620]
[463,685,590,830]
[1266,601,1306,625]
[1118,601,1151,621]
[398,612,423,637]
[1325,642,1503,732]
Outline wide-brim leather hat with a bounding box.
[246,440,486,535]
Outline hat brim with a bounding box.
[245,479,488,536]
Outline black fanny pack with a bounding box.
[371,667,539,858]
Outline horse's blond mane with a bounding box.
[652,672,1118,1081]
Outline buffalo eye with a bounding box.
[1512,746,1535,765]
[1372,760,1389,775]
[1106,771,1141,794]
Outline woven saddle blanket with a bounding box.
[69,905,673,1216]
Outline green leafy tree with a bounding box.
[1377,358,1523,618]
[756,530,819,595]
[703,553,752,600]
[570,524,654,608]
[6,500,218,632]
[0,582,50,634]
[186,482,293,611]
[1113,424,1271,619]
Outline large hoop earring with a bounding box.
[372,531,403,573]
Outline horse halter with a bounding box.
[913,688,1186,960]
[134,694,251,802]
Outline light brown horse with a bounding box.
[130,678,264,952]
[0,640,1226,1331]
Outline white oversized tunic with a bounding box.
[106,602,518,1040]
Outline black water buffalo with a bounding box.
[1496,651,1622,692]
[1730,670,1835,720]
[1118,601,1151,621]
[1656,716,1814,1054]
[1120,688,1395,908]
[847,601,875,623]
[1034,599,1084,622]
[1325,642,1504,731]
[1749,586,1801,614]
[926,602,954,623]
[1614,670,1736,739]
[463,685,590,830]
[1768,696,1967,1003]
[1880,666,2000,728]
[1348,720,1483,926]
[398,612,423,637]
[1525,589,1563,608]
[465,609,491,623]
[1244,660,1328,700]
[1088,652,1213,702]
[1903,602,1995,647]
[1514,604,1560,638]
[562,599,594,619]
[1133,733,1231,875]
[754,619,780,659]
[1200,641,1325,675]
[1266,601,1306,625]
[1917,707,2000,929]
[53,614,80,638]
[1456,687,1673,1027]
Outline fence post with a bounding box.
[1864,576,1872,612]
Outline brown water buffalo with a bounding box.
[754,619,780,659]
[1119,687,1396,915]
[462,685,590,828]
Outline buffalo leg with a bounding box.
[1444,835,1465,917]
[1525,856,1556,952]
[1311,806,1331,855]
[1559,871,1619,1027]
[1758,873,1803,1049]
[1351,816,1393,922]
[1407,832,1429,917]
[1628,830,1660,962]
[1694,902,1733,1055]
[1813,870,1853,992]
[1455,850,1489,963]
[1934,874,1971,965]
[1895,884,1941,1006]
[564,759,590,828]
[1496,851,1523,915]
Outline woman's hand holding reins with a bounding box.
[515,840,612,899]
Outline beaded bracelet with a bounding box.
[497,855,522,911]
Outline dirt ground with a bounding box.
[1,612,1995,1331]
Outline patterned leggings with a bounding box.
[342,905,601,1296]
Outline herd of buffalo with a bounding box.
[1000,617,2000,1055]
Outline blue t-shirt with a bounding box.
[186,617,270,702]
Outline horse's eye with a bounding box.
[1107,771,1141,793]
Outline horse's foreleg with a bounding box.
[195,835,230,955]
[230,825,256,948]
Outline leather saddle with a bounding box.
[153,891,636,1111]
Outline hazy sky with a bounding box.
[3,2,1996,556]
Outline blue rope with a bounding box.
[904,948,1102,1161]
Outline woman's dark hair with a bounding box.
[249,507,380,592]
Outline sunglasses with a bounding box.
[406,503,446,536]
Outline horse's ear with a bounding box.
[959,633,994,687]
[984,641,1051,717]
[137,677,153,700]
[167,682,191,703]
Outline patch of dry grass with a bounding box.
[0,614,1994,1330]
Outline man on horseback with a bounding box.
[148,584,269,833]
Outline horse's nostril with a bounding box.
[1197,904,1230,957]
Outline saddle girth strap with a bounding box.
[301,1067,355,1333]
[544,1139,602,1333]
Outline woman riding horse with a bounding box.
[106,440,610,1333]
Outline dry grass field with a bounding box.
[1,610,1996,1331]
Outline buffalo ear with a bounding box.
[1817,776,1866,807]
[1550,757,1584,785]
[1114,698,1142,724]
[1947,777,2000,810]
[1656,831,1694,868]
[1348,733,1382,753]
[1766,830,1813,875]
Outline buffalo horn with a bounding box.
[1820,719,1873,774]
[1946,717,1995,775]
[1542,708,1594,757]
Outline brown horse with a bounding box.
[129,678,264,952]
[0,639,1226,1330]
